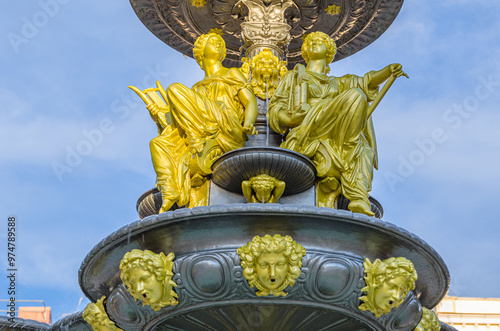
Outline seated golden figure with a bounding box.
[359,257,418,318]
[237,234,306,297]
[268,32,407,216]
[134,32,258,213]
[119,249,178,311]
[82,296,123,331]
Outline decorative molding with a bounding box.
[129,0,404,67]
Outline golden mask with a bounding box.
[119,250,178,311]
[359,257,417,317]
[237,234,306,296]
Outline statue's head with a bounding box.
[193,33,227,69]
[83,296,123,331]
[301,32,337,73]
[119,249,178,311]
[237,234,306,296]
[359,257,418,317]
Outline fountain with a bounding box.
[11,0,457,330]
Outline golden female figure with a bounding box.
[268,32,406,216]
[144,33,258,213]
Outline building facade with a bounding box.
[436,297,500,330]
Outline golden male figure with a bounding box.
[268,32,406,216]
[141,32,258,213]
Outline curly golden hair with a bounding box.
[193,33,227,70]
[301,32,337,74]
[119,249,170,288]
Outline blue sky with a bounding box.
[1,0,500,323]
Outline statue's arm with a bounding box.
[231,68,258,135]
[242,180,254,202]
[269,71,299,133]
[368,63,407,89]
[238,88,258,135]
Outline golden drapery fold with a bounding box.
[167,73,249,154]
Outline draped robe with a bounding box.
[269,68,379,204]
[151,69,249,206]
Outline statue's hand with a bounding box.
[146,103,160,116]
[189,140,204,154]
[242,123,257,135]
[389,63,409,79]
[290,106,308,126]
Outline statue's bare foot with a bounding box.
[348,200,375,217]
[317,177,341,208]
[321,177,340,192]
[189,140,204,154]
[159,199,175,214]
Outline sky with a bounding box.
[1,0,500,323]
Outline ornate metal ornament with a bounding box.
[79,205,450,309]
[359,257,418,318]
[326,4,341,16]
[129,0,404,66]
[119,250,178,311]
[77,204,453,330]
[190,0,206,8]
[83,296,123,331]
[235,0,298,58]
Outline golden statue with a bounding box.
[237,234,306,296]
[119,249,178,311]
[242,174,286,203]
[359,257,418,318]
[268,31,407,216]
[131,32,258,213]
[414,307,441,331]
[82,296,123,331]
